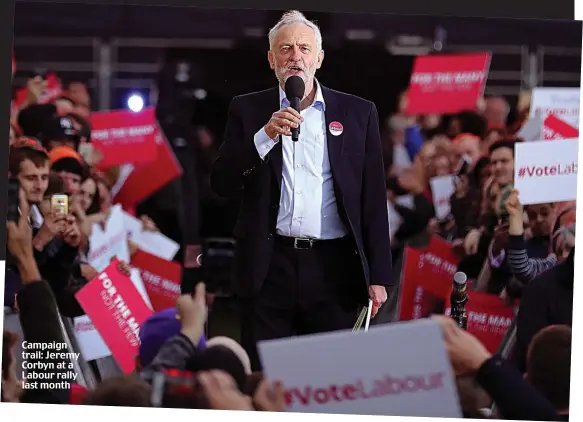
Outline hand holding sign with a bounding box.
[253,380,287,412]
[139,214,158,232]
[505,190,522,218]
[431,315,491,376]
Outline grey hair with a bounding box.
[268,10,323,52]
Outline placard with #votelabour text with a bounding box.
[514,138,578,205]
[259,319,461,418]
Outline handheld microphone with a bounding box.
[450,271,469,330]
[284,76,305,142]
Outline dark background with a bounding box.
[12,4,583,124]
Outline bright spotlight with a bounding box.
[127,94,144,112]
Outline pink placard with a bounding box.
[75,259,154,373]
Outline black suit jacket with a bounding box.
[210,84,392,300]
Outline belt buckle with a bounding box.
[294,238,313,250]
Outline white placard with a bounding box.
[514,138,579,205]
[87,204,130,272]
[73,316,111,361]
[258,319,461,418]
[530,88,580,140]
[429,175,455,220]
[122,212,179,261]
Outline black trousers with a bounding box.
[240,236,364,371]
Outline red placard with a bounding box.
[397,248,447,321]
[113,127,182,208]
[131,250,182,312]
[445,291,516,353]
[397,237,464,321]
[14,73,63,108]
[406,53,491,115]
[75,259,154,373]
[90,108,159,169]
[543,114,579,140]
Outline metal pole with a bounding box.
[57,315,99,390]
[528,52,538,89]
[95,39,113,111]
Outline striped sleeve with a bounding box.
[506,235,557,283]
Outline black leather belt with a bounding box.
[275,235,349,250]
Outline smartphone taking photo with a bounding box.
[51,194,69,217]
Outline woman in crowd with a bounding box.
[70,172,105,239]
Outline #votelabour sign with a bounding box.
[258,319,461,418]
[514,138,578,205]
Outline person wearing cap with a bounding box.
[41,115,82,152]
[49,145,86,196]
[136,307,207,373]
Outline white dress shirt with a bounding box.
[253,79,348,240]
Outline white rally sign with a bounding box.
[429,175,455,220]
[514,138,578,205]
[530,88,579,140]
[258,319,461,418]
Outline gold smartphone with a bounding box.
[51,194,69,216]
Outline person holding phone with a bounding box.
[7,139,81,293]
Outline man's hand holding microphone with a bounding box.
[264,107,304,139]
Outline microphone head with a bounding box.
[284,76,305,100]
[453,271,468,287]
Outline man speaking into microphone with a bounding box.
[211,10,392,370]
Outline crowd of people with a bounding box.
[2,10,575,421]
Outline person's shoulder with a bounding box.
[522,261,564,297]
[232,87,278,105]
[322,86,375,111]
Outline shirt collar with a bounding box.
[28,205,44,229]
[279,78,325,111]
